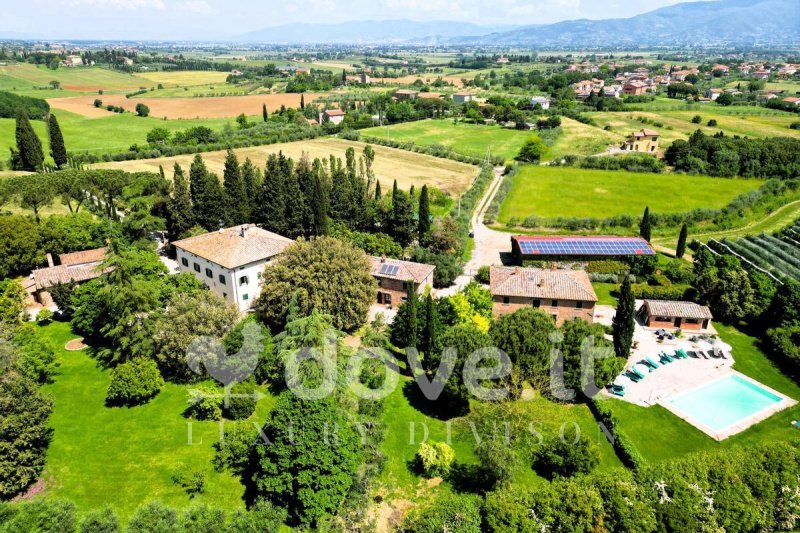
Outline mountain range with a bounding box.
[237,0,799,46]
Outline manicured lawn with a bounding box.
[362,119,532,161]
[379,374,623,501]
[545,117,623,159]
[37,322,275,521]
[601,323,800,463]
[592,282,619,306]
[496,165,764,223]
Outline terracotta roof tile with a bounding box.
[58,247,107,266]
[643,300,713,320]
[173,224,293,269]
[370,256,435,285]
[490,267,597,302]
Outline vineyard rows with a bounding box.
[708,220,800,283]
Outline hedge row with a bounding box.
[588,398,646,470]
[360,135,505,166]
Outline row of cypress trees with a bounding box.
[12,109,68,171]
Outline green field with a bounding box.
[0,63,148,95]
[362,119,531,161]
[0,110,239,161]
[496,165,764,223]
[602,324,800,462]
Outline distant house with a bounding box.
[394,89,418,100]
[30,247,109,306]
[452,92,476,104]
[623,81,648,96]
[370,256,435,308]
[706,88,724,101]
[122,57,134,66]
[496,56,510,64]
[603,85,623,99]
[489,266,598,325]
[319,109,346,125]
[64,55,83,67]
[711,64,730,75]
[783,97,800,107]
[672,70,691,81]
[230,69,243,76]
[530,96,550,109]
[172,225,293,311]
[753,69,771,79]
[639,300,713,331]
[623,128,659,153]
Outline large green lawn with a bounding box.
[0,63,149,94]
[496,165,764,223]
[361,119,531,161]
[601,323,800,463]
[37,322,275,521]
[0,110,239,162]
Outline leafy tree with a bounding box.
[402,493,483,533]
[79,506,120,533]
[127,501,177,533]
[222,149,249,226]
[0,498,76,533]
[225,499,287,533]
[251,392,362,527]
[18,175,55,223]
[0,279,27,325]
[676,223,688,258]
[146,127,171,145]
[14,110,44,171]
[135,103,150,117]
[178,505,225,533]
[475,437,518,489]
[709,268,754,323]
[166,163,195,241]
[489,307,556,389]
[532,433,600,479]
[93,98,103,108]
[253,238,376,332]
[224,379,258,420]
[418,184,431,246]
[613,276,635,360]
[47,113,67,169]
[412,247,462,288]
[435,323,492,415]
[0,215,43,278]
[769,280,800,328]
[716,93,734,106]
[105,357,164,406]
[416,441,455,477]
[639,205,651,242]
[516,135,548,163]
[559,318,620,399]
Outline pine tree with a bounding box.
[342,69,347,84]
[189,154,226,231]
[158,165,166,181]
[405,281,419,349]
[256,153,287,234]
[391,189,416,248]
[14,110,44,171]
[283,160,304,238]
[222,148,249,225]
[300,93,305,110]
[241,157,262,219]
[613,276,635,359]
[166,163,195,240]
[418,184,431,247]
[676,223,688,259]
[47,113,67,169]
[639,206,651,242]
[421,294,437,356]
[262,104,268,122]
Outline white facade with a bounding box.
[175,248,272,311]
[530,96,550,110]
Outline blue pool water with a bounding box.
[669,375,783,431]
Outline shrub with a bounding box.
[223,380,257,420]
[628,283,692,300]
[135,103,150,117]
[691,115,702,124]
[403,493,483,533]
[791,122,800,130]
[187,383,222,420]
[171,468,205,497]
[416,441,455,478]
[105,358,164,407]
[35,308,54,325]
[586,260,629,275]
[707,119,718,127]
[516,135,548,163]
[213,422,257,475]
[93,99,102,108]
[127,501,177,533]
[79,506,119,533]
[475,265,490,284]
[532,433,600,479]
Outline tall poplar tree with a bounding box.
[613,276,635,359]
[14,110,44,171]
[166,163,195,240]
[47,113,67,169]
[676,224,688,259]
[418,184,431,247]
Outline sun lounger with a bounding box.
[709,350,721,359]
[611,388,625,397]
[659,353,674,364]
[676,349,689,359]
[644,357,660,369]
[624,371,641,382]
[687,350,699,358]
[630,367,646,379]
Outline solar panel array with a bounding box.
[379,264,400,275]
[517,238,654,256]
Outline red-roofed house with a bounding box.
[319,109,346,125]
[371,256,435,308]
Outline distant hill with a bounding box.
[235,19,517,44]
[456,0,800,47]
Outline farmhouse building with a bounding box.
[394,89,419,100]
[319,109,346,125]
[489,266,597,325]
[452,92,476,104]
[623,128,659,153]
[172,224,293,311]
[530,96,551,109]
[511,235,655,263]
[639,300,713,331]
[370,256,435,308]
[623,81,649,96]
[30,247,109,306]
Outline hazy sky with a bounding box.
[1,0,691,40]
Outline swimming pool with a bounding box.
[668,374,785,433]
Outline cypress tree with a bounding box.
[241,157,261,218]
[639,206,651,242]
[391,189,416,248]
[300,93,305,110]
[283,160,304,238]
[676,223,688,259]
[47,113,67,169]
[166,163,195,240]
[222,148,249,225]
[421,294,437,356]
[262,104,268,122]
[613,276,635,359]
[405,281,418,349]
[256,153,287,234]
[418,184,431,247]
[374,180,382,201]
[14,110,44,171]
[189,154,226,231]
[158,165,166,181]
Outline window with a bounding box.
[503,296,510,304]
[205,268,213,279]
[239,276,249,286]
[181,257,189,267]
[223,293,227,299]
[242,293,249,301]
[218,274,226,285]
[193,263,200,273]
[532,299,541,307]
[575,301,583,309]
[650,146,655,152]
[685,318,700,324]
[551,300,558,307]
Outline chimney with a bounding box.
[537,277,545,287]
[240,226,247,238]
[46,253,54,268]
[551,262,557,271]
[380,255,386,263]
[514,267,521,275]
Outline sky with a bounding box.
[0,0,692,40]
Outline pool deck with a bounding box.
[659,371,797,441]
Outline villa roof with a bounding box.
[172,224,293,269]
[643,300,713,320]
[58,247,107,266]
[490,266,597,302]
[324,109,345,116]
[32,263,109,291]
[370,256,435,285]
